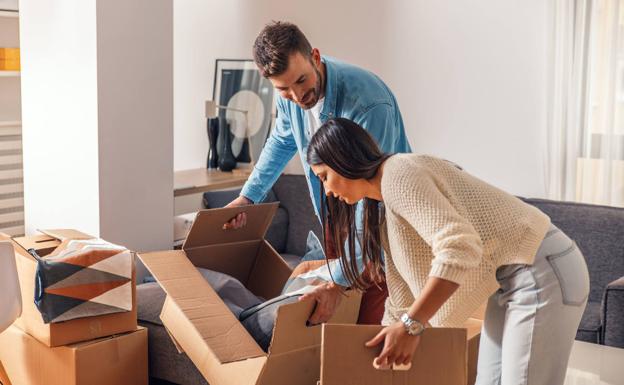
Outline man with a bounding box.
[226,21,412,324]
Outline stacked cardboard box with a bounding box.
[0,230,147,385]
[0,48,20,71]
[140,203,483,385]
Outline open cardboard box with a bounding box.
[4,229,137,347]
[0,325,147,385]
[319,308,483,385]
[139,203,362,385]
[139,203,483,385]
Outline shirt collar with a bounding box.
[319,55,337,121]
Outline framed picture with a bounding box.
[213,59,275,164]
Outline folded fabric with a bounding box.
[140,268,296,353]
[196,268,263,317]
[33,239,133,324]
[281,231,342,296]
[239,294,301,352]
[194,268,303,352]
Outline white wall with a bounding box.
[20,0,174,266]
[96,0,174,252]
[175,1,551,197]
[174,0,388,173]
[20,0,101,236]
[382,0,550,198]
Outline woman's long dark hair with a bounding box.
[307,118,390,291]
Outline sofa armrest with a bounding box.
[602,276,624,348]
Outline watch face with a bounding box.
[409,323,422,334]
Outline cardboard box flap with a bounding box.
[269,291,362,355]
[138,250,266,363]
[320,325,467,385]
[38,229,94,241]
[183,203,279,250]
[11,234,59,256]
[12,229,94,259]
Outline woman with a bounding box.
[306,118,589,385]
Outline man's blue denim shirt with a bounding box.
[241,56,412,286]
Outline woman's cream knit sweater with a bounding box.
[380,154,550,327]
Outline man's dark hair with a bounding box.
[253,21,313,78]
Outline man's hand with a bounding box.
[299,282,345,325]
[223,196,253,229]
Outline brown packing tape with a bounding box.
[320,325,467,385]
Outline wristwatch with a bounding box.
[400,313,426,336]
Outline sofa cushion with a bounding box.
[264,207,289,253]
[576,301,601,343]
[603,276,624,347]
[202,187,277,208]
[141,320,208,385]
[271,175,323,256]
[521,198,624,304]
[137,282,165,326]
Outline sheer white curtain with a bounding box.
[546,0,624,207]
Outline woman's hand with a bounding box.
[299,282,345,325]
[365,321,421,369]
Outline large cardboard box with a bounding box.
[139,203,481,385]
[0,326,147,385]
[5,229,137,347]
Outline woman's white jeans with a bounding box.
[475,225,590,385]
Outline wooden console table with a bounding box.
[174,165,253,197]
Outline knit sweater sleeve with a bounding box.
[382,162,484,285]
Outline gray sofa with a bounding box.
[521,198,624,348]
[140,177,624,385]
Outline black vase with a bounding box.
[218,121,237,172]
[235,138,252,163]
[206,118,219,169]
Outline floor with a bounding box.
[564,341,624,385]
[148,340,624,385]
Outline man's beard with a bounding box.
[301,64,324,110]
